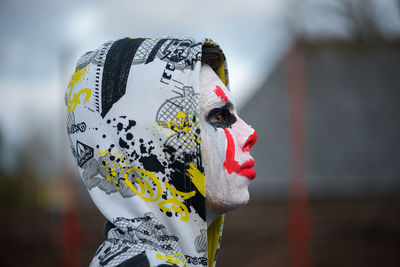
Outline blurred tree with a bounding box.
[0,125,3,176]
[0,125,2,155]
[330,0,382,41]
[288,0,398,42]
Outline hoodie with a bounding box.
[66,37,228,267]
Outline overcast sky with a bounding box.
[0,0,399,174]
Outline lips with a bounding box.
[238,159,256,179]
[240,159,254,169]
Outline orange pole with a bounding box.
[59,46,82,267]
[286,46,312,267]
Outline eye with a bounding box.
[206,105,237,129]
[209,111,226,123]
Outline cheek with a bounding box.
[201,124,251,207]
[201,125,241,177]
[201,126,227,171]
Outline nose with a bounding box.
[242,130,257,152]
[235,117,257,152]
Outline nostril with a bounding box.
[245,140,253,148]
[242,131,257,152]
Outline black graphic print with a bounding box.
[76,140,94,167]
[67,112,87,134]
[81,157,135,198]
[194,229,207,255]
[75,49,99,71]
[185,255,207,266]
[155,86,206,221]
[95,212,186,267]
[101,38,146,118]
[156,86,201,164]
[156,39,202,70]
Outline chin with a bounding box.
[206,187,250,214]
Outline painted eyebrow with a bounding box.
[213,85,229,102]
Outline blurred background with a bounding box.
[1,0,400,266]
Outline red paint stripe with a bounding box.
[286,47,312,267]
[214,85,228,102]
[223,128,241,174]
[222,129,256,179]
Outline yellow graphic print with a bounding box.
[129,36,157,40]
[65,66,92,113]
[123,168,162,202]
[98,149,127,189]
[186,163,205,197]
[159,181,196,222]
[156,252,188,267]
[155,111,200,147]
[68,66,87,89]
[98,149,196,222]
[98,149,162,201]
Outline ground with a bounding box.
[1,195,399,267]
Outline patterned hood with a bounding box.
[66,37,228,267]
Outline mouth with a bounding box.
[238,159,256,179]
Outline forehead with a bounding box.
[199,65,233,109]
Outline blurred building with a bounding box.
[245,40,400,198]
[218,40,400,267]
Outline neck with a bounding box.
[206,208,221,228]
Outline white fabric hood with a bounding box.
[66,37,228,267]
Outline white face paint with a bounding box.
[199,65,257,224]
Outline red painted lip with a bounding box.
[239,168,256,179]
[239,159,256,179]
[240,159,255,169]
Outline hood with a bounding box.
[66,37,228,267]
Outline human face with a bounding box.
[199,65,257,216]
